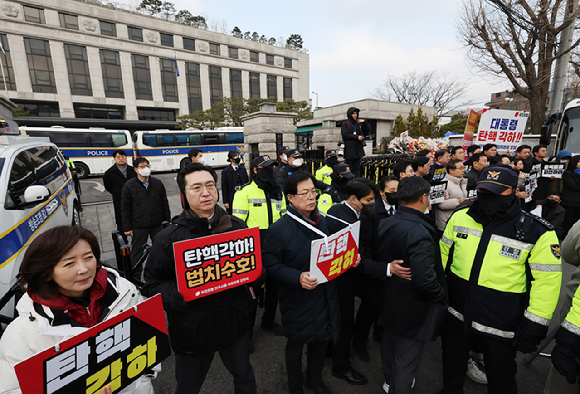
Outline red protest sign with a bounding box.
[309,222,360,284]
[461,109,480,151]
[15,295,171,394]
[173,227,262,301]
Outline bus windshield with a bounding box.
[559,107,580,154]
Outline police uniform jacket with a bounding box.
[232,181,286,232]
[440,200,562,343]
[315,165,333,186]
[143,207,253,354]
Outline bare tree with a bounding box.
[457,0,580,134]
[373,70,473,116]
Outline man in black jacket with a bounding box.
[121,157,170,279]
[143,163,257,394]
[273,145,289,179]
[365,176,448,394]
[275,149,329,191]
[221,150,249,214]
[103,149,136,240]
[539,193,566,240]
[327,178,379,386]
[465,153,488,194]
[341,107,370,177]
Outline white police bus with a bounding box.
[19,126,133,178]
[133,127,244,171]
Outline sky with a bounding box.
[168,0,510,110]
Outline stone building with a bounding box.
[0,0,309,130]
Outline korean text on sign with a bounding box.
[15,295,171,394]
[476,109,528,151]
[542,164,565,179]
[173,227,262,301]
[429,181,448,205]
[309,221,360,284]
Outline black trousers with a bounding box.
[286,339,328,391]
[174,333,257,394]
[131,226,162,281]
[441,318,517,394]
[562,205,580,236]
[345,159,361,178]
[333,273,380,370]
[352,279,384,350]
[261,275,279,324]
[382,329,425,394]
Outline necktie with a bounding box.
[389,207,394,216]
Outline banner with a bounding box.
[476,109,529,151]
[542,163,565,178]
[430,181,448,205]
[461,109,480,150]
[173,227,262,301]
[15,295,171,394]
[309,222,360,284]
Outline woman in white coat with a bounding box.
[0,226,156,394]
[435,159,469,232]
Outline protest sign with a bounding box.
[461,109,480,150]
[429,181,448,204]
[542,163,565,178]
[15,295,171,394]
[476,109,529,151]
[173,227,262,301]
[309,221,360,285]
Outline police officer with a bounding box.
[315,149,339,187]
[233,155,287,339]
[318,163,354,213]
[437,166,562,394]
[275,149,329,192]
[273,145,290,179]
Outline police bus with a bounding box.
[541,98,580,155]
[19,126,133,178]
[133,127,244,171]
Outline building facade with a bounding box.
[0,0,309,129]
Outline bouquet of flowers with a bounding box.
[388,131,449,155]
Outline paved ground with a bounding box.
[79,170,569,394]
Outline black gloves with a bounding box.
[511,335,540,354]
[552,340,580,384]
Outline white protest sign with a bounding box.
[542,164,565,179]
[476,109,528,152]
[429,181,448,205]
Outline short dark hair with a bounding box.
[227,150,239,161]
[398,176,431,204]
[380,175,399,191]
[284,172,315,196]
[513,158,524,167]
[416,149,431,157]
[112,149,127,158]
[532,145,547,154]
[435,149,449,160]
[450,146,463,155]
[346,177,379,200]
[549,191,562,197]
[177,162,218,191]
[20,226,101,299]
[483,143,497,152]
[467,145,480,155]
[517,144,532,152]
[471,153,486,164]
[188,148,202,159]
[446,159,463,172]
[411,156,430,171]
[392,161,411,180]
[133,157,149,168]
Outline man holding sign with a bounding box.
[143,163,257,394]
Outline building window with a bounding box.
[266,54,274,65]
[209,66,223,107]
[283,77,292,100]
[100,21,117,37]
[24,38,56,94]
[13,100,60,117]
[267,75,277,99]
[228,47,238,59]
[131,54,152,100]
[249,72,260,99]
[100,50,124,99]
[0,34,16,91]
[74,104,124,119]
[128,26,143,42]
[250,51,259,63]
[284,58,292,68]
[23,6,45,24]
[186,63,202,114]
[160,33,174,47]
[209,43,220,55]
[137,107,175,121]
[64,44,92,96]
[160,58,178,102]
[496,93,502,98]
[183,38,195,51]
[58,13,79,30]
[230,69,242,98]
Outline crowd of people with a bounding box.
[4,107,580,394]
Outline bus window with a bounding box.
[112,133,128,147]
[175,134,189,146]
[220,132,244,144]
[156,134,175,146]
[204,133,219,145]
[189,134,202,145]
[560,107,580,153]
[90,133,113,147]
[143,135,157,147]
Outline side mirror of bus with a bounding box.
[22,185,50,208]
[540,124,551,146]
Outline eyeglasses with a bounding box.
[188,182,217,194]
[294,190,317,198]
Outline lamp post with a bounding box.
[312,91,318,109]
[505,88,514,110]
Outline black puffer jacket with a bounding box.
[143,207,253,354]
[121,176,170,231]
[340,107,370,160]
[562,171,580,208]
[263,205,340,344]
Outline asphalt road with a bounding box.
[79,171,569,394]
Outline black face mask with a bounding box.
[358,200,375,215]
[475,191,515,223]
[254,168,276,190]
[232,157,241,165]
[545,199,558,207]
[326,157,338,168]
[384,192,398,206]
[334,176,348,187]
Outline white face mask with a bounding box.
[293,158,303,167]
[282,154,288,162]
[138,167,151,177]
[198,160,206,165]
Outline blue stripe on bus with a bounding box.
[59,148,134,158]
[136,145,243,156]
